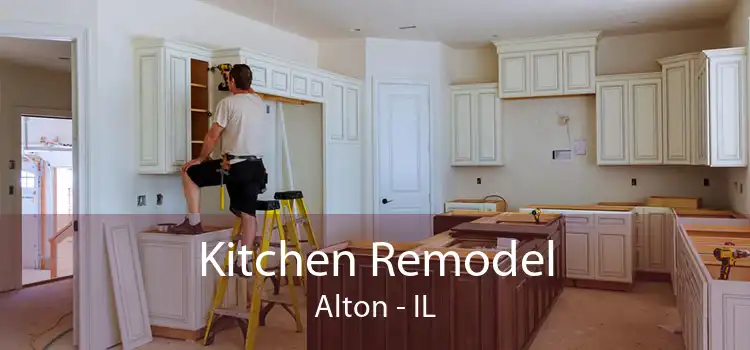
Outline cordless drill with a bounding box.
[530,209,543,224]
[210,63,234,91]
[713,242,750,280]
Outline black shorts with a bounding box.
[186,158,267,216]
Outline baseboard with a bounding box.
[22,275,73,288]
[566,278,634,292]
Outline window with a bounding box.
[21,170,36,188]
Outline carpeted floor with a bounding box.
[2,279,683,350]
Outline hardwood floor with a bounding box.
[4,280,683,350]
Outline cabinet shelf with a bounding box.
[190,108,209,113]
[190,83,207,88]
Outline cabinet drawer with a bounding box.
[445,202,485,212]
[562,212,594,227]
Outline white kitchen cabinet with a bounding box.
[660,56,695,165]
[450,84,503,166]
[700,48,747,167]
[135,39,212,174]
[596,80,629,164]
[634,207,672,274]
[213,48,329,104]
[519,208,634,285]
[659,48,747,167]
[138,228,241,333]
[530,49,563,96]
[494,32,600,99]
[596,73,662,165]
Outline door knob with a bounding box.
[382,198,393,204]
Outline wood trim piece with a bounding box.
[40,160,47,269]
[104,223,153,349]
[257,92,312,105]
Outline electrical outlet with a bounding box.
[137,195,146,207]
[156,193,163,206]
[476,177,482,185]
[704,178,710,187]
[631,178,637,186]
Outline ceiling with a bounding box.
[0,37,71,71]
[202,0,736,48]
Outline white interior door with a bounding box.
[375,82,431,242]
[21,159,42,270]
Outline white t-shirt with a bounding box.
[213,93,265,158]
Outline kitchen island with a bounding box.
[307,213,566,350]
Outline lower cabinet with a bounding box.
[634,207,673,274]
[520,208,634,284]
[138,228,237,332]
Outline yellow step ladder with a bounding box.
[203,191,319,349]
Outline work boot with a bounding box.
[169,217,205,235]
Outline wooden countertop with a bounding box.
[673,208,744,218]
[523,204,636,212]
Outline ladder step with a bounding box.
[272,215,309,230]
[214,307,250,319]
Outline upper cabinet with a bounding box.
[135,39,212,174]
[136,42,363,175]
[596,73,663,165]
[658,48,747,167]
[494,32,601,99]
[213,49,329,104]
[450,83,504,166]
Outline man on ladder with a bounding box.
[171,63,267,264]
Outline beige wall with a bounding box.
[726,0,750,214]
[445,27,733,210]
[282,103,324,214]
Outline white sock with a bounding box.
[188,213,201,225]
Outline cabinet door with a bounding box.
[450,90,474,165]
[270,65,291,96]
[565,229,593,279]
[693,60,709,165]
[596,81,629,164]
[709,54,747,166]
[290,69,311,100]
[499,53,529,98]
[663,61,692,164]
[136,47,165,173]
[630,78,663,164]
[530,50,563,96]
[344,84,361,141]
[476,89,502,164]
[645,212,669,272]
[563,47,595,94]
[166,49,191,171]
[595,232,628,281]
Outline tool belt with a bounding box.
[224,154,262,161]
[219,154,268,194]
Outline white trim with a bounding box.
[370,78,434,217]
[0,20,93,349]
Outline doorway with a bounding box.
[21,115,74,286]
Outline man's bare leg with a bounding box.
[182,170,201,224]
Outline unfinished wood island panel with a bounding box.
[308,214,565,350]
[673,217,750,350]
